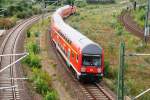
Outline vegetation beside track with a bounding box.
[129,0,147,28]
[66,0,150,99]
[132,6,146,28]
[22,17,59,100]
[0,0,54,29]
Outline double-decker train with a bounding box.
[50,5,104,82]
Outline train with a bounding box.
[50,5,104,82]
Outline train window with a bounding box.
[65,49,67,56]
[76,55,78,62]
[72,52,74,58]
[82,55,101,67]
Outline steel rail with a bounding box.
[0,16,40,100]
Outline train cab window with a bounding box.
[82,55,101,67]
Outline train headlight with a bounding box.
[81,67,86,72]
[97,68,101,73]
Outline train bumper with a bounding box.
[80,73,103,82]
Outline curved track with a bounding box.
[119,11,145,38]
[50,38,115,100]
[0,16,40,100]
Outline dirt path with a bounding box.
[40,30,74,100]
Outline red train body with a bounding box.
[50,5,104,82]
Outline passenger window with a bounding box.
[72,52,74,58]
[76,55,78,62]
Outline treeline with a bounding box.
[0,0,42,18]
[0,0,43,29]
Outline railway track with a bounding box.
[0,16,40,100]
[119,11,145,38]
[81,83,114,100]
[50,38,115,100]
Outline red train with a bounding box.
[50,5,104,82]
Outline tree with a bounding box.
[67,0,75,5]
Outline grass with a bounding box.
[132,7,146,28]
[66,1,150,99]
[22,17,59,100]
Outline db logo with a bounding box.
[90,69,93,72]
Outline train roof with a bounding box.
[52,5,102,55]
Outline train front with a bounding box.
[80,43,104,82]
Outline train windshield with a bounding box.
[82,55,101,67]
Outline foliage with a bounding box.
[104,60,110,78]
[66,0,76,5]
[34,77,49,95]
[32,5,42,14]
[22,14,59,99]
[133,7,146,28]
[0,18,15,29]
[32,68,51,84]
[135,42,147,52]
[115,23,124,36]
[30,68,57,97]
[74,0,87,7]
[1,0,42,19]
[30,68,52,95]
[27,30,31,38]
[23,42,41,68]
[34,32,40,37]
[44,91,59,100]
[23,53,41,68]
[16,10,33,19]
[27,42,40,54]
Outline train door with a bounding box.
[67,49,70,66]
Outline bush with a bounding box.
[133,8,146,28]
[32,68,52,84]
[0,18,15,29]
[34,77,49,95]
[110,18,117,28]
[34,32,40,37]
[44,91,59,100]
[27,42,40,54]
[27,30,31,38]
[115,24,123,36]
[31,68,53,96]
[74,0,87,7]
[66,0,75,5]
[32,6,42,14]
[23,53,41,68]
[104,60,110,78]
[16,11,28,19]
[30,54,41,68]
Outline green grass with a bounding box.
[132,7,146,28]
[66,2,150,99]
[23,17,59,99]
